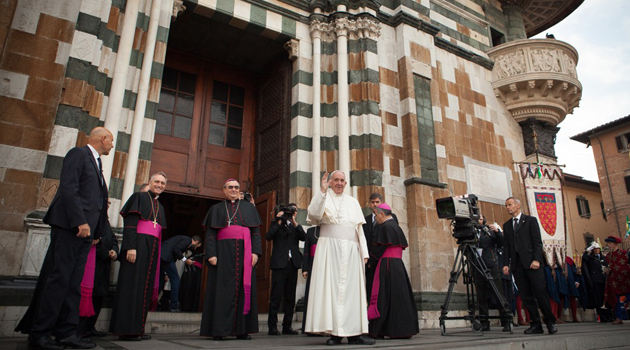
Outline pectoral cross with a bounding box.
[153,219,157,229]
[228,220,232,227]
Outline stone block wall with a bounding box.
[0,0,82,277]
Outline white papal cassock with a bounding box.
[304,189,369,336]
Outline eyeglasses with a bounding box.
[226,185,240,190]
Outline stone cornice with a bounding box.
[434,37,495,70]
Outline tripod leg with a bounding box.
[440,246,466,334]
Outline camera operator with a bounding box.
[473,215,510,332]
[266,203,305,335]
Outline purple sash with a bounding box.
[79,245,97,317]
[217,225,253,315]
[368,246,403,320]
[137,219,162,311]
[309,244,317,258]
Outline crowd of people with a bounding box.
[14,127,630,349]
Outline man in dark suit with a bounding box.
[266,203,305,335]
[363,193,398,298]
[502,197,556,335]
[16,127,113,350]
[159,235,201,311]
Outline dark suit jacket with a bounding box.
[266,221,305,270]
[581,252,607,285]
[161,235,193,262]
[502,213,544,270]
[363,212,398,251]
[44,145,108,238]
[477,225,503,268]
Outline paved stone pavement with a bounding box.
[2,322,629,350]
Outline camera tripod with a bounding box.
[439,239,513,335]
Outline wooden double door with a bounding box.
[150,52,255,197]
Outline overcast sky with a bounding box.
[531,0,630,182]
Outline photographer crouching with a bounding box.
[474,215,510,331]
[266,203,306,335]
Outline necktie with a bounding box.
[97,157,103,185]
[513,217,518,232]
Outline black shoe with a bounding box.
[56,335,96,348]
[212,336,223,341]
[347,335,376,345]
[481,324,491,332]
[236,334,251,340]
[268,328,281,336]
[282,327,299,335]
[326,336,342,345]
[170,309,180,312]
[88,329,107,337]
[523,325,544,334]
[28,336,64,350]
[502,325,511,332]
[118,335,142,341]
[546,322,558,334]
[141,334,151,340]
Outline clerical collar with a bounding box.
[147,190,159,199]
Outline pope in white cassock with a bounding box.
[304,171,376,346]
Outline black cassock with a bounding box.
[301,226,319,332]
[200,199,262,337]
[367,218,419,338]
[110,191,166,336]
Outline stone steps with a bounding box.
[145,312,303,335]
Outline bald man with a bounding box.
[16,127,113,350]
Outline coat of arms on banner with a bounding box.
[535,192,557,236]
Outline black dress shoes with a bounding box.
[118,335,142,341]
[326,336,343,345]
[56,335,96,349]
[87,329,107,337]
[523,325,544,334]
[268,328,281,335]
[502,325,511,332]
[28,336,64,350]
[282,327,299,335]
[481,324,491,332]
[236,334,251,340]
[546,322,558,334]
[347,335,376,345]
[212,336,224,341]
[141,334,151,340]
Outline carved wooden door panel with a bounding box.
[255,191,276,313]
[151,53,255,197]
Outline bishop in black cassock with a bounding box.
[367,203,418,339]
[200,179,262,340]
[110,173,167,340]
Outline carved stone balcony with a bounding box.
[486,39,582,126]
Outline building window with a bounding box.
[601,201,607,221]
[491,28,505,47]
[413,74,438,182]
[625,175,630,194]
[615,132,630,152]
[584,233,594,249]
[576,196,590,218]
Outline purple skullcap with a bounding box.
[377,203,392,211]
[225,178,238,184]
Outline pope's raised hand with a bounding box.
[321,171,329,194]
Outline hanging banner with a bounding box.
[520,163,566,265]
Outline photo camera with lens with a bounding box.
[436,194,481,243]
[275,204,296,225]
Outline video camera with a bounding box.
[275,204,296,225]
[436,194,481,243]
